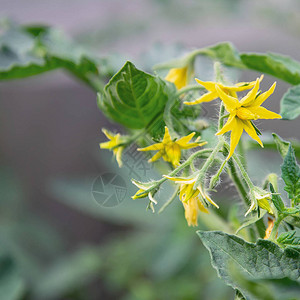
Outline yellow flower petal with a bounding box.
[184,91,218,105]
[148,151,163,163]
[241,120,263,147]
[215,85,240,112]
[176,132,195,146]
[165,67,188,89]
[195,78,216,91]
[239,78,261,106]
[137,143,164,151]
[162,126,172,144]
[247,106,282,120]
[227,118,244,160]
[216,114,236,135]
[250,82,276,107]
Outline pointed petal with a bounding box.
[215,85,240,112]
[115,147,123,167]
[198,186,219,208]
[227,118,244,160]
[162,126,172,144]
[176,132,195,146]
[240,78,260,106]
[99,141,113,149]
[229,75,264,92]
[184,91,218,105]
[242,120,263,147]
[247,106,282,120]
[216,114,236,135]
[102,128,113,139]
[251,82,276,107]
[163,175,196,184]
[195,78,217,91]
[197,199,209,213]
[148,151,163,163]
[137,143,164,151]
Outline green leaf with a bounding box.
[0,23,105,90]
[198,231,300,300]
[280,85,300,120]
[272,133,290,158]
[98,61,172,129]
[269,183,285,213]
[200,42,245,69]
[240,52,300,85]
[277,231,300,249]
[231,266,300,300]
[281,145,300,202]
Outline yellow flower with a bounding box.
[164,175,219,226]
[216,78,281,160]
[99,129,126,167]
[184,76,263,105]
[138,126,206,167]
[245,187,274,216]
[165,67,188,90]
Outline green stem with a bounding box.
[269,215,284,241]
[136,148,213,196]
[158,187,179,214]
[194,139,224,189]
[224,142,255,190]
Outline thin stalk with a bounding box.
[176,85,205,97]
[158,187,179,214]
[136,148,213,196]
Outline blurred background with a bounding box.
[0,0,300,299]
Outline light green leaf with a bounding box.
[200,42,245,69]
[198,231,300,300]
[272,133,291,158]
[281,145,300,202]
[280,85,300,120]
[98,61,172,129]
[240,52,300,85]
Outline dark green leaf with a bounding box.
[281,145,300,201]
[272,133,291,158]
[231,265,300,300]
[269,183,285,213]
[280,85,300,120]
[277,231,300,249]
[98,61,172,129]
[198,231,300,300]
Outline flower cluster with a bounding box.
[100,63,282,228]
